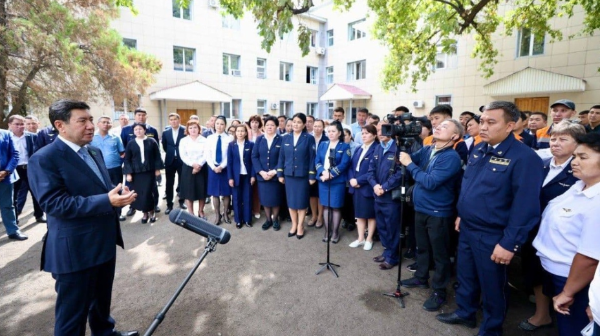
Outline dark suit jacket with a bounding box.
[0,129,19,184]
[541,158,578,211]
[367,142,403,203]
[35,126,58,151]
[348,143,377,197]
[28,138,124,274]
[251,134,282,181]
[161,127,185,166]
[276,131,316,179]
[120,124,160,148]
[23,131,37,158]
[227,140,255,186]
[123,138,164,174]
[315,141,351,185]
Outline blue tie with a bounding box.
[216,135,222,165]
[79,147,106,187]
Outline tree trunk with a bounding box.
[0,0,8,129]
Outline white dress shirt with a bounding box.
[533,180,600,277]
[356,142,373,171]
[237,141,248,175]
[11,133,28,165]
[179,136,207,167]
[204,132,232,169]
[135,137,147,164]
[590,264,600,325]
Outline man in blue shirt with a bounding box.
[92,116,126,221]
[350,108,369,145]
[436,101,544,336]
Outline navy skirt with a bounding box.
[353,192,375,219]
[318,181,346,208]
[285,176,310,209]
[257,179,283,207]
[207,168,231,197]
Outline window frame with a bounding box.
[172,0,191,20]
[346,60,366,81]
[435,95,452,106]
[326,66,334,84]
[257,99,267,114]
[517,28,545,57]
[348,19,367,41]
[279,62,293,82]
[306,66,318,84]
[256,58,266,79]
[173,46,195,72]
[122,38,137,49]
[306,102,318,116]
[327,29,334,46]
[222,14,240,30]
[222,53,241,76]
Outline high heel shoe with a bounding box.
[296,234,304,240]
[223,213,231,224]
[331,235,340,244]
[288,231,296,237]
[141,215,149,224]
[307,219,317,227]
[150,216,157,223]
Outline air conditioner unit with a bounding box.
[208,0,219,8]
[412,100,424,109]
[231,69,241,77]
[270,103,279,110]
[315,47,326,56]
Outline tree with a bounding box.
[0,0,161,128]
[216,0,599,91]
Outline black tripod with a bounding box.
[382,140,410,307]
[316,149,340,278]
[143,237,218,336]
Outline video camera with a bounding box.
[381,113,429,139]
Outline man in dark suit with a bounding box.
[7,115,46,223]
[28,99,139,336]
[36,124,59,150]
[162,112,187,214]
[0,128,28,240]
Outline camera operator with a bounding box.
[398,119,464,312]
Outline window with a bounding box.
[435,44,457,70]
[173,46,195,72]
[172,0,191,20]
[122,38,137,49]
[280,101,294,117]
[327,30,334,46]
[327,102,334,119]
[435,95,452,106]
[307,103,318,116]
[222,14,240,29]
[306,66,318,84]
[347,60,366,80]
[257,58,266,79]
[348,19,367,41]
[518,28,545,57]
[280,62,293,82]
[326,66,334,84]
[222,53,241,76]
[112,98,136,120]
[310,30,319,47]
[257,100,267,114]
[222,102,231,118]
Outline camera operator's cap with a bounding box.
[550,99,575,110]
[479,105,485,113]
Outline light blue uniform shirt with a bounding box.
[91,133,125,169]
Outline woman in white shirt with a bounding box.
[179,120,208,219]
[533,132,600,336]
[204,116,233,225]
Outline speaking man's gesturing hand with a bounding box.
[109,183,137,207]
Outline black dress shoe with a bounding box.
[436,312,477,328]
[179,203,187,210]
[126,208,136,216]
[296,234,304,240]
[8,231,28,241]
[150,216,157,223]
[379,262,397,270]
[112,330,140,336]
[245,222,252,228]
[288,231,296,237]
[155,206,161,213]
[223,215,231,224]
[36,216,47,223]
[373,255,385,263]
[141,217,148,224]
[119,215,126,222]
[165,207,173,215]
[236,222,242,229]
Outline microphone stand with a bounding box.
[382,138,410,308]
[143,237,218,336]
[316,150,340,278]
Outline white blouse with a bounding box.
[356,142,373,171]
[237,141,248,175]
[179,135,207,167]
[135,137,147,164]
[204,132,233,169]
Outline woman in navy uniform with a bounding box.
[227,125,255,229]
[277,113,316,239]
[348,124,378,251]
[204,116,233,225]
[252,116,284,231]
[367,124,403,270]
[519,120,583,331]
[315,121,351,243]
[308,119,326,228]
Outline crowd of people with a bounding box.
[1,99,600,336]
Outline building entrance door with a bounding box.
[514,97,549,114]
[176,109,197,124]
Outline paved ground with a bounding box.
[1,184,559,336]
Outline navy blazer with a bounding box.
[315,141,351,185]
[227,140,255,186]
[348,143,377,198]
[22,131,37,158]
[120,124,160,148]
[28,138,124,274]
[277,132,316,180]
[0,129,19,184]
[367,141,403,203]
[541,158,578,211]
[251,134,282,181]
[35,126,58,151]
[161,127,186,166]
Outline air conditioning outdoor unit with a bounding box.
[270,103,279,110]
[208,0,219,8]
[231,69,241,77]
[315,47,326,56]
[412,100,424,109]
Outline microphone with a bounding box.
[329,147,335,160]
[169,209,231,244]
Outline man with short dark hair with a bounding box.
[578,110,589,127]
[162,113,187,214]
[437,101,544,336]
[29,99,139,336]
[8,115,45,223]
[202,115,217,137]
[394,106,409,117]
[515,111,535,148]
[459,111,476,128]
[332,107,351,131]
[277,115,287,135]
[528,112,547,136]
[587,105,600,133]
[25,115,40,133]
[120,108,159,148]
[351,108,369,144]
[423,105,468,164]
[367,114,380,125]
